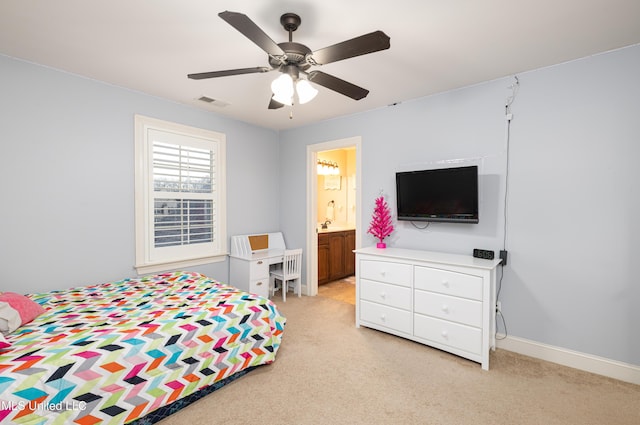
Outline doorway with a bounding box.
[306,137,362,297]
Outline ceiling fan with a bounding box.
[188,11,390,109]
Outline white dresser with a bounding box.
[355,246,501,370]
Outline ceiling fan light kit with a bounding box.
[188,10,390,110]
[269,63,318,105]
[271,73,294,104]
[296,80,318,104]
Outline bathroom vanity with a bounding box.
[318,228,355,284]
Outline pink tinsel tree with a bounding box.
[367,195,394,247]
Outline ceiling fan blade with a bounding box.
[219,11,285,58]
[268,96,285,110]
[188,67,271,80]
[309,31,390,65]
[307,71,369,100]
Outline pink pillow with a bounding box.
[0,333,9,349]
[0,292,46,328]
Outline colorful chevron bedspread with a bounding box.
[0,271,286,424]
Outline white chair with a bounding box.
[269,248,303,302]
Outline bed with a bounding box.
[0,271,286,424]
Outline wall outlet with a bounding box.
[499,250,508,266]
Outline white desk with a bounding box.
[229,232,285,298]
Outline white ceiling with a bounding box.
[2,0,639,130]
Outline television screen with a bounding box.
[396,165,479,223]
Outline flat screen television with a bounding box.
[395,165,479,223]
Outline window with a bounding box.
[134,115,226,274]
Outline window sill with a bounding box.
[135,254,227,275]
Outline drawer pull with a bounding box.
[441,304,449,313]
[441,280,450,287]
[380,292,386,299]
[256,281,263,286]
[380,314,386,322]
[257,260,263,265]
[441,330,448,339]
[380,270,386,276]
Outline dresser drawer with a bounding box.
[360,279,411,310]
[414,266,482,300]
[250,260,269,279]
[360,300,412,334]
[414,314,482,355]
[414,290,482,327]
[360,260,412,287]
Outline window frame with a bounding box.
[134,114,227,274]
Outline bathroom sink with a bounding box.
[317,225,355,233]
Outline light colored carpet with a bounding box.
[317,276,356,305]
[159,282,639,425]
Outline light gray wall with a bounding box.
[278,44,640,366]
[506,46,640,366]
[0,54,280,294]
[2,44,638,366]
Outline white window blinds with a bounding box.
[152,142,215,248]
[134,115,226,274]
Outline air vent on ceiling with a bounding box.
[197,96,230,107]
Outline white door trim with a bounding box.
[306,136,362,296]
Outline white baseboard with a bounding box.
[496,334,640,386]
